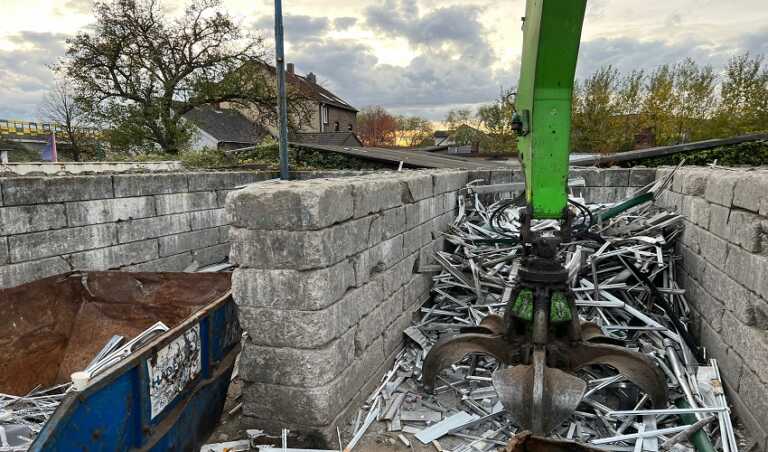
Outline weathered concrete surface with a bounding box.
[659,166,768,449]
[0,171,284,287]
[229,170,462,442]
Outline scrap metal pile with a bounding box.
[0,322,169,451]
[347,178,742,452]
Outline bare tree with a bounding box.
[39,79,90,161]
[59,0,302,153]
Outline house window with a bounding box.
[42,123,51,131]
[334,121,340,132]
[348,124,353,131]
[321,105,328,124]
[14,122,22,132]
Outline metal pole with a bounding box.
[274,0,289,180]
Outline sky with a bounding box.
[1,0,767,122]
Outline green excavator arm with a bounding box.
[515,0,587,219]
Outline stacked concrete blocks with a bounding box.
[657,166,768,448]
[0,171,274,288]
[227,169,467,444]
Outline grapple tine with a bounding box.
[567,343,668,408]
[421,333,517,392]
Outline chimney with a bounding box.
[287,63,295,74]
[306,72,316,84]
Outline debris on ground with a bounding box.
[344,175,746,452]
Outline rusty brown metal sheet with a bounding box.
[0,271,231,396]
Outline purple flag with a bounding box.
[41,132,57,162]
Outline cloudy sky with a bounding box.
[1,0,767,121]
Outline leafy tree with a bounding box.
[672,58,716,142]
[642,65,677,146]
[444,109,483,147]
[714,53,768,135]
[612,70,645,151]
[358,105,398,146]
[571,66,620,152]
[395,115,434,148]
[477,88,517,154]
[59,0,280,153]
[38,78,95,161]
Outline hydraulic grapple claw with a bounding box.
[421,333,518,393]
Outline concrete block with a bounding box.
[351,177,403,218]
[384,310,411,356]
[155,192,217,215]
[378,253,416,297]
[733,170,768,213]
[629,168,656,187]
[683,274,724,331]
[0,204,67,235]
[433,170,468,194]
[65,197,155,226]
[750,293,768,331]
[240,279,383,348]
[233,260,355,310]
[603,168,630,186]
[241,336,384,426]
[728,209,767,253]
[466,170,491,185]
[122,252,193,272]
[217,225,230,243]
[158,228,219,257]
[698,228,729,269]
[351,237,404,286]
[721,311,768,381]
[738,369,768,422]
[708,204,730,240]
[216,189,233,207]
[724,244,763,293]
[229,216,373,270]
[405,198,437,229]
[399,173,433,202]
[187,171,267,191]
[0,256,71,289]
[702,262,753,325]
[113,173,187,197]
[574,168,605,186]
[1,176,113,206]
[9,224,116,262]
[704,170,740,206]
[699,319,743,389]
[688,197,710,228]
[227,179,353,230]
[680,243,705,282]
[368,207,406,245]
[240,328,355,387]
[403,273,432,312]
[489,170,514,185]
[67,240,158,270]
[0,237,7,264]
[680,222,701,254]
[189,208,227,230]
[191,243,230,266]
[355,307,384,355]
[117,213,190,243]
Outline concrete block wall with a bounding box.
[464,167,657,204]
[227,169,467,444]
[0,171,277,288]
[655,166,768,448]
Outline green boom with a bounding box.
[516,0,587,219]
